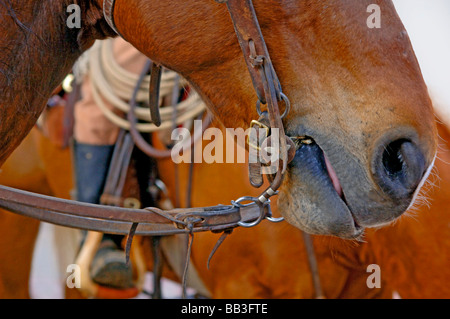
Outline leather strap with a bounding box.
[219,0,290,204]
[100,129,135,207]
[149,63,163,127]
[0,185,265,236]
[220,0,281,104]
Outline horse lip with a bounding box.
[286,140,364,239]
[333,194,365,239]
[344,197,365,237]
[322,150,364,236]
[321,148,366,239]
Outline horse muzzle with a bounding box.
[277,128,434,239]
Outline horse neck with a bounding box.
[0,0,112,164]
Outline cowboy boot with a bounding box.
[74,142,134,290]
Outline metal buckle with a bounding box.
[247,120,269,151]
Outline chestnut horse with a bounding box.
[1,111,448,299]
[0,0,438,240]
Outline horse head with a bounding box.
[0,0,437,239]
[112,0,437,238]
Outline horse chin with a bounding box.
[278,141,364,240]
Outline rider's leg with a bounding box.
[73,141,134,289]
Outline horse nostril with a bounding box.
[375,139,426,199]
[382,139,408,177]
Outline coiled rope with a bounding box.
[86,39,206,132]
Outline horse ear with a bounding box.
[76,1,117,51]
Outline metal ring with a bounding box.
[232,196,257,208]
[279,92,290,119]
[260,201,284,223]
[266,216,285,223]
[232,196,267,228]
[255,92,290,119]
